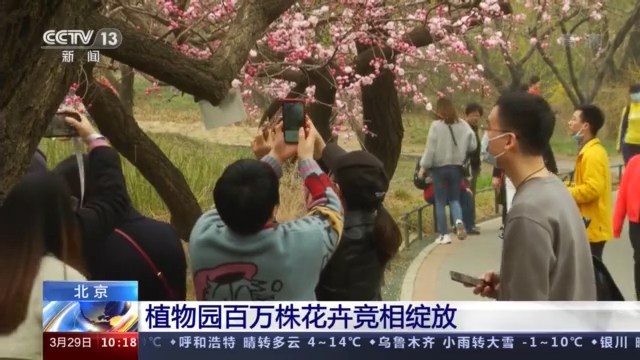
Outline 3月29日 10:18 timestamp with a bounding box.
[43,332,138,360]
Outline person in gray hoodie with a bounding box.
[418,97,477,244]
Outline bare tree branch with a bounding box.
[558,19,589,103]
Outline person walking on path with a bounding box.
[566,104,612,260]
[470,92,596,301]
[617,83,640,165]
[464,102,483,235]
[612,154,640,300]
[418,97,477,244]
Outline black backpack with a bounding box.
[593,256,625,301]
[583,218,624,301]
[413,159,428,190]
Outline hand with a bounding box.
[269,123,298,163]
[466,188,473,195]
[62,111,96,141]
[298,125,318,160]
[251,128,274,159]
[467,271,500,299]
[491,177,501,190]
[305,116,326,159]
[418,168,426,178]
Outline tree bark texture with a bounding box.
[360,69,404,179]
[0,1,93,194]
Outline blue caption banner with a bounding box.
[143,303,458,330]
[138,332,640,360]
[43,281,138,301]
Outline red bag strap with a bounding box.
[114,228,176,300]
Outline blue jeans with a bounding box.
[426,188,474,232]
[460,190,475,230]
[430,165,464,235]
[622,143,640,165]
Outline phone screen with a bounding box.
[282,102,304,143]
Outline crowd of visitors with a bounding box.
[414,83,639,302]
[0,78,638,359]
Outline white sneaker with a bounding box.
[436,234,452,244]
[455,220,467,240]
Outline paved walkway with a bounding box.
[401,190,637,301]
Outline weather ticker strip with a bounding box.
[137,332,639,360]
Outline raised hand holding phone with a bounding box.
[298,124,317,160]
[269,122,298,164]
[251,128,274,160]
[62,111,97,142]
[304,116,326,159]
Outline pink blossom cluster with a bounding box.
[131,0,603,137]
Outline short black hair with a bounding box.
[213,159,279,235]
[575,104,605,136]
[495,92,555,156]
[529,75,540,85]
[465,102,483,116]
[630,83,640,93]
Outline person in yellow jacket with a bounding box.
[566,104,612,259]
[617,83,640,165]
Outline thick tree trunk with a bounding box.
[360,69,404,179]
[0,1,93,194]
[80,75,202,240]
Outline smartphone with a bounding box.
[281,99,305,143]
[42,112,82,138]
[449,270,484,287]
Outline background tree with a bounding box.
[534,1,640,106]
[460,0,640,106]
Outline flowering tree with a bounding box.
[105,0,512,177]
[1,0,517,237]
[464,0,640,104]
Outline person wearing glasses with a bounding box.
[468,92,595,301]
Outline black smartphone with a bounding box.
[281,100,305,144]
[42,112,83,138]
[449,270,484,287]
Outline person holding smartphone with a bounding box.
[190,112,344,301]
[471,93,596,301]
[0,112,130,359]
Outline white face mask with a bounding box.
[631,93,640,102]
[481,132,509,167]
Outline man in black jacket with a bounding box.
[464,102,483,234]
